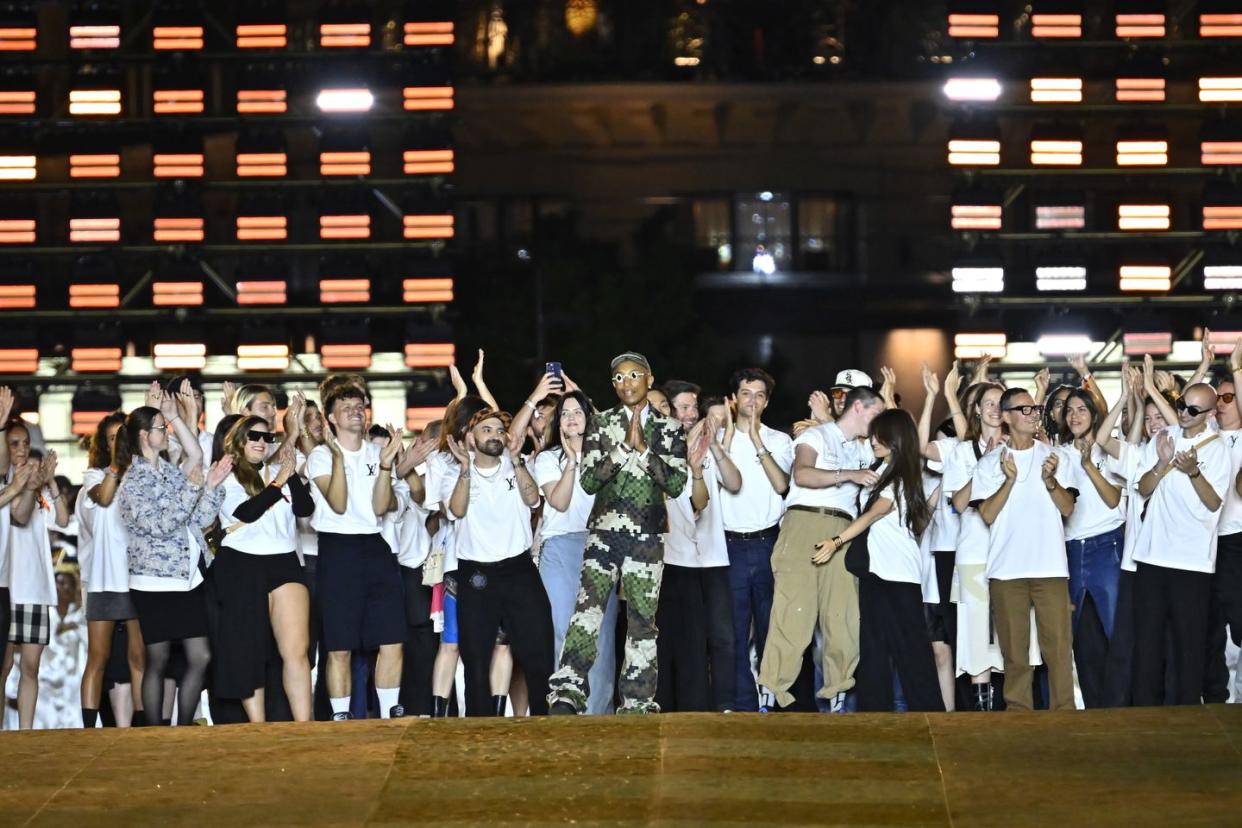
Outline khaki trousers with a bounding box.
[757,511,858,707]
[989,576,1074,711]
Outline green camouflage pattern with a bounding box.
[547,530,665,714]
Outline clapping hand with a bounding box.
[206,455,234,488]
[1156,431,1175,466]
[1172,448,1200,476]
[921,362,940,397]
[1041,451,1060,489]
[1000,448,1017,481]
[379,425,403,468]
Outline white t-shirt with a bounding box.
[219,469,298,555]
[718,424,794,532]
[1133,425,1232,573]
[663,452,729,568]
[1058,443,1126,541]
[76,468,131,593]
[864,480,923,585]
[380,478,410,553]
[942,439,991,566]
[9,489,57,605]
[785,422,874,516]
[1116,441,1147,572]
[926,437,960,552]
[396,468,432,569]
[294,450,317,558]
[456,454,533,564]
[532,449,594,538]
[0,498,9,590]
[306,441,388,535]
[1218,429,1242,536]
[971,442,1073,580]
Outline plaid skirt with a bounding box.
[9,603,51,645]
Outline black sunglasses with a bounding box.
[246,430,277,444]
[1174,398,1210,417]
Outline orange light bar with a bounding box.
[1116,78,1165,102]
[0,347,37,372]
[403,277,454,303]
[237,89,287,114]
[1200,78,1242,102]
[403,86,454,111]
[1031,139,1083,165]
[237,344,290,371]
[70,153,120,178]
[236,151,287,177]
[1203,141,1242,165]
[1117,140,1168,166]
[0,219,35,243]
[320,214,370,239]
[403,149,454,175]
[69,217,120,243]
[1116,13,1165,37]
[404,343,455,368]
[71,410,112,435]
[0,284,35,309]
[153,153,204,178]
[236,23,287,48]
[320,343,372,369]
[0,27,36,51]
[69,24,120,49]
[153,217,204,242]
[0,154,36,180]
[1119,265,1171,291]
[320,150,371,176]
[69,89,121,116]
[0,90,35,114]
[1205,206,1242,230]
[236,280,287,305]
[153,25,203,50]
[153,281,204,305]
[948,13,999,37]
[406,406,447,431]
[1118,204,1171,231]
[403,214,454,240]
[153,342,206,370]
[404,21,454,46]
[320,23,370,47]
[951,204,1002,230]
[1202,13,1242,36]
[1031,13,1081,37]
[320,278,370,303]
[153,88,204,114]
[69,283,119,308]
[237,215,287,240]
[948,139,1000,165]
[71,347,122,373]
[1031,77,1082,103]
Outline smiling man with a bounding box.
[547,351,688,714]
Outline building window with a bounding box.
[798,196,847,271]
[736,192,791,274]
[692,198,731,270]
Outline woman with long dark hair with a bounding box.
[78,410,146,728]
[117,404,233,726]
[212,408,315,722]
[813,409,942,712]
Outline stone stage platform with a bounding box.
[2,706,1239,826]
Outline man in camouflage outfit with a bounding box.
[547,351,688,714]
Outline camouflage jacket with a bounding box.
[580,403,688,536]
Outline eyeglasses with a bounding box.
[830,389,848,400]
[148,425,168,433]
[611,370,647,384]
[1002,404,1044,416]
[1221,392,1236,404]
[246,430,277,444]
[1174,398,1210,417]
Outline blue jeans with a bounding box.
[727,533,777,711]
[1066,525,1123,640]
[539,532,617,715]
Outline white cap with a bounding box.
[832,369,872,389]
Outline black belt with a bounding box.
[725,525,780,541]
[459,550,532,569]
[786,505,853,522]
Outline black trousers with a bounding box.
[456,553,554,716]
[855,574,944,713]
[655,564,736,712]
[1205,533,1242,703]
[399,564,438,716]
[1132,562,1212,706]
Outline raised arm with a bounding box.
[1188,328,1214,387]
[471,349,500,411]
[1069,354,1109,422]
[1094,366,1133,460]
[0,386,12,474]
[919,363,940,460]
[943,361,969,439]
[311,438,348,515]
[1142,355,1178,427]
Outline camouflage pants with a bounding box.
[546,530,664,714]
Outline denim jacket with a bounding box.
[119,457,223,581]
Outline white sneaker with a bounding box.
[758,688,776,713]
[829,692,848,713]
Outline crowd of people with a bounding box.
[1,340,1240,729]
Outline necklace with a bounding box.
[1007,445,1037,483]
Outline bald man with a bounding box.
[1132,383,1232,705]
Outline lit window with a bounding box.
[735,192,791,272]
[1205,205,1242,230]
[1031,13,1081,38]
[1203,140,1242,165]
[71,347,123,372]
[952,204,1002,230]
[71,411,111,435]
[1116,78,1165,102]
[69,25,120,49]
[0,348,38,372]
[236,280,287,305]
[404,21,453,46]
[403,149,454,175]
[1036,266,1087,291]
[1123,332,1173,355]
[1201,12,1242,36]
[236,24,287,48]
[320,151,371,176]
[406,407,447,431]
[1205,266,1242,290]
[70,154,120,178]
[1031,139,1083,165]
[1117,139,1168,166]
[404,343,455,368]
[237,89,287,114]
[153,88,204,115]
[237,216,287,240]
[153,153,204,178]
[153,217,204,242]
[237,344,290,371]
[152,281,204,305]
[0,284,35,309]
[952,267,1004,293]
[1118,204,1170,231]
[403,214,454,240]
[1031,78,1083,103]
[0,154,36,180]
[403,87,454,111]
[320,23,370,48]
[1201,78,1242,102]
[0,219,35,243]
[1119,265,1171,291]
[1116,13,1165,37]
[948,13,999,38]
[943,78,1002,101]
[320,343,371,369]
[153,343,206,370]
[403,278,454,303]
[0,26,36,51]
[954,333,1007,359]
[237,152,287,177]
[320,279,370,303]
[69,89,121,116]
[320,215,370,239]
[69,283,120,308]
[0,90,35,114]
[316,88,374,113]
[153,26,203,50]
[1038,334,1093,355]
[1035,204,1086,230]
[69,217,120,243]
[948,139,1000,165]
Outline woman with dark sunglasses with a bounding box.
[211,412,315,722]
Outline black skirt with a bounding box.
[209,547,304,699]
[130,585,209,645]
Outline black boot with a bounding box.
[492,695,508,717]
[972,683,989,712]
[987,682,996,712]
[432,696,449,718]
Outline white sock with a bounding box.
[377,687,399,718]
[330,697,350,716]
